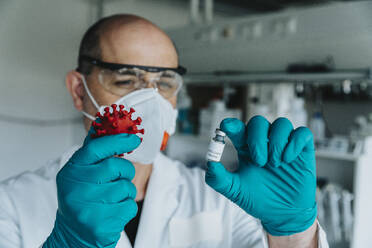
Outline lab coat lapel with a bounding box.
[116,231,131,248]
[134,153,182,248]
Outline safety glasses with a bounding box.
[78,55,187,99]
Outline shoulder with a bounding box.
[0,145,80,217]
[0,145,79,195]
[0,159,59,201]
[0,145,81,247]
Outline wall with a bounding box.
[105,0,232,28]
[0,0,91,181]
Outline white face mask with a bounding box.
[81,76,178,164]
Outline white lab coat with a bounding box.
[0,145,329,248]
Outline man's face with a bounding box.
[67,20,179,131]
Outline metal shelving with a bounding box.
[183,69,372,85]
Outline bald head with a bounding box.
[77,14,179,74]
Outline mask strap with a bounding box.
[81,111,96,121]
[81,75,100,110]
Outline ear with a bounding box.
[66,70,85,111]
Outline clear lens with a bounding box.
[98,69,140,96]
[156,70,183,99]
[97,68,183,98]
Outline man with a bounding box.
[0,14,328,247]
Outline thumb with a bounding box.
[205,161,236,198]
[220,118,246,151]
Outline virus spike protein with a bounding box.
[91,104,144,156]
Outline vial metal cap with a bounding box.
[215,128,226,137]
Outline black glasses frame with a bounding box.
[78,55,187,75]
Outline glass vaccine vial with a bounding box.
[206,129,226,162]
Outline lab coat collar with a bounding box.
[148,151,182,188]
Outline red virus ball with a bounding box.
[91,104,144,156]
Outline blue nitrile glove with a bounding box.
[205,116,317,236]
[43,126,141,248]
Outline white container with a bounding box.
[290,98,308,128]
[199,99,241,137]
[310,112,326,141]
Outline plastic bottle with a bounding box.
[177,88,193,134]
[199,99,241,137]
[310,112,325,141]
[290,98,308,128]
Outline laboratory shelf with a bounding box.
[315,150,359,162]
[183,69,372,85]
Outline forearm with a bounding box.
[267,220,318,248]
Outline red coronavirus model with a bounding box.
[91,104,144,156]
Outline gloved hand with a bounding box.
[205,116,317,236]
[43,126,141,248]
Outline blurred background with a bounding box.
[1,0,372,247]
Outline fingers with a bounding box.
[220,118,246,150]
[61,179,137,204]
[221,116,311,167]
[60,157,136,183]
[246,116,270,167]
[283,127,315,163]
[221,116,271,167]
[72,133,142,164]
[98,157,136,182]
[268,118,293,167]
[80,198,138,234]
[106,199,138,225]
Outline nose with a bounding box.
[141,73,159,89]
[143,81,157,89]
